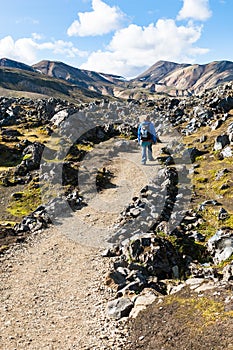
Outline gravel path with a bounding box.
[0,225,133,350]
[0,139,163,350]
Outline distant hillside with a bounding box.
[135,60,190,82]
[0,65,103,102]
[0,58,36,73]
[32,60,126,96]
[1,57,233,100]
[130,60,233,97]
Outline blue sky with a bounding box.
[0,0,232,78]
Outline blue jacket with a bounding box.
[138,121,156,143]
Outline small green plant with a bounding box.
[224,214,233,228]
[76,143,93,151]
[196,176,208,183]
[22,153,32,160]
[0,245,9,254]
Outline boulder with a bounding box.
[106,297,134,319]
[207,229,233,263]
[213,134,230,151]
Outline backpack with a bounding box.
[140,122,151,141]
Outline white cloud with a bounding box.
[38,40,88,58]
[0,36,37,63]
[177,0,212,21]
[80,20,209,78]
[0,35,88,64]
[67,0,126,37]
[32,33,42,40]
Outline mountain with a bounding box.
[134,60,190,82]
[130,60,233,97]
[32,60,126,96]
[0,58,126,100]
[33,60,125,84]
[0,57,36,73]
[0,59,104,102]
[0,57,233,100]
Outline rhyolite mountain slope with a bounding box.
[130,60,233,97]
[135,60,190,82]
[33,60,126,85]
[0,58,125,99]
[0,60,104,102]
[1,57,233,100]
[0,57,36,73]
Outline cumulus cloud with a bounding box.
[38,40,88,58]
[177,0,212,21]
[67,0,126,37]
[0,36,38,63]
[0,35,87,64]
[80,20,209,78]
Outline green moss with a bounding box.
[7,181,41,218]
[196,207,220,233]
[215,254,233,269]
[224,214,233,228]
[165,294,233,326]
[194,155,205,162]
[156,230,209,264]
[0,221,16,227]
[197,208,233,237]
[182,118,233,219]
[0,146,22,167]
[195,176,208,183]
[76,143,93,152]
[64,142,93,162]
[195,298,224,321]
[197,224,217,241]
[38,126,51,136]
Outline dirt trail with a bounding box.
[0,139,164,350]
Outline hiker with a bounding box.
[138,115,156,165]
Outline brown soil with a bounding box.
[125,285,233,350]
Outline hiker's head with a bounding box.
[140,115,150,123]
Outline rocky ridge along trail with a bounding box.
[1,85,233,350]
[0,139,162,350]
